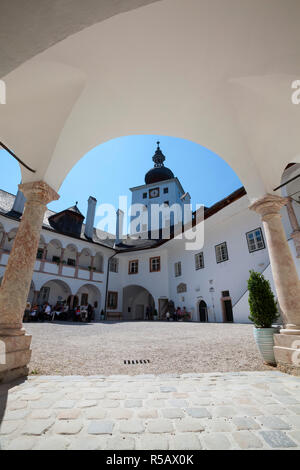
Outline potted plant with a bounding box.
[248,270,279,365]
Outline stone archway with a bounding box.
[75,283,101,319]
[122,285,155,321]
[38,279,72,307]
[2,0,300,381]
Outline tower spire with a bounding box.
[152,141,166,168]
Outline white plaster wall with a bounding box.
[165,196,270,323]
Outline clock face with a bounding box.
[149,188,160,198]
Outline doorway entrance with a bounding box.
[198,300,208,322]
[224,299,233,322]
[122,285,155,321]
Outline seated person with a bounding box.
[23,302,31,322]
[29,305,39,321]
[44,302,52,321]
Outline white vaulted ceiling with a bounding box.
[1,0,300,201]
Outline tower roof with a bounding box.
[145,142,174,184]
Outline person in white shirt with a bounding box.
[44,303,51,321]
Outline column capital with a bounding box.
[19,181,59,206]
[249,193,288,220]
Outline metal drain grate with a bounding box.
[124,359,150,365]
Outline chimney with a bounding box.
[84,196,97,239]
[12,189,26,214]
[115,209,124,246]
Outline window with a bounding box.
[107,291,118,309]
[163,187,169,194]
[128,260,139,274]
[67,258,75,266]
[143,192,147,199]
[195,252,204,270]
[36,248,43,260]
[52,255,60,263]
[81,293,88,305]
[215,242,228,263]
[150,256,160,272]
[174,261,182,277]
[109,258,119,273]
[177,283,187,293]
[246,228,265,253]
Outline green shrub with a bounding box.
[248,270,279,328]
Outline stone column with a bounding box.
[32,290,40,305]
[90,255,95,280]
[40,245,48,272]
[286,197,300,258]
[68,294,74,310]
[0,181,59,382]
[250,194,300,374]
[75,252,80,278]
[58,248,65,275]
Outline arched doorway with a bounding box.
[123,285,155,321]
[75,284,101,318]
[38,279,72,307]
[198,300,208,323]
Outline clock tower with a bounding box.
[129,142,190,237]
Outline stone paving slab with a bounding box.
[0,371,300,450]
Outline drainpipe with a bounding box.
[104,252,118,320]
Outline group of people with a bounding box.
[144,301,191,321]
[23,301,96,323]
[166,306,190,321]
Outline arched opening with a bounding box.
[4,228,18,252]
[198,300,208,323]
[78,248,92,270]
[94,252,104,273]
[75,283,101,318]
[36,235,46,259]
[27,280,35,305]
[122,285,155,321]
[38,279,72,308]
[63,243,77,267]
[46,239,63,264]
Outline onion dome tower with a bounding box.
[145,141,174,184]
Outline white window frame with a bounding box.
[246,228,265,253]
[129,260,139,274]
[174,261,182,277]
[150,256,160,272]
[215,242,228,263]
[195,252,204,270]
[109,258,119,273]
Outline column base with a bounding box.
[0,333,31,383]
[0,366,30,384]
[274,333,300,375]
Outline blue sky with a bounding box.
[0,135,241,231]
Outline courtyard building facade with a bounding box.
[1,146,300,326]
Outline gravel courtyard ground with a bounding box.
[26,322,272,376]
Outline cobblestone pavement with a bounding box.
[1,371,300,450]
